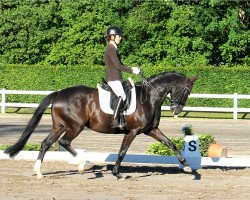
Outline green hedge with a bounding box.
[143,64,250,107]
[0,64,105,103]
[0,64,249,107]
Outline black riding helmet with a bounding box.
[106,26,123,37]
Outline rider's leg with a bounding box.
[108,81,126,129]
[111,96,126,129]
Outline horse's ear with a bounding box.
[190,76,198,83]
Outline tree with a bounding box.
[0,0,249,66]
[0,0,61,64]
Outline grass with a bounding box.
[161,111,250,120]
[4,107,51,114]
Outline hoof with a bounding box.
[78,169,85,174]
[78,161,94,174]
[36,174,43,179]
[34,169,43,179]
[114,173,131,180]
[84,161,94,171]
[78,161,85,174]
[183,166,192,173]
[113,173,123,180]
[117,175,132,180]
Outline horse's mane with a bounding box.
[136,71,186,85]
[148,71,186,81]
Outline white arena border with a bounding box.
[1,150,250,168]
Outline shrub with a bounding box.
[146,133,215,157]
[0,143,57,151]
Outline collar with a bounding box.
[109,41,118,49]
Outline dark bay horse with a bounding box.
[4,72,197,179]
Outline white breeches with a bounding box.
[108,80,126,101]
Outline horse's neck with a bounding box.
[140,83,167,108]
[151,74,183,91]
[150,79,173,95]
[149,75,182,104]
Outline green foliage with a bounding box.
[181,124,193,135]
[140,64,250,107]
[0,143,57,151]
[22,143,41,151]
[198,134,215,157]
[0,145,11,150]
[44,1,113,65]
[0,64,105,102]
[146,134,215,157]
[0,0,249,66]
[0,0,62,64]
[146,137,184,156]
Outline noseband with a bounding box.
[170,84,191,108]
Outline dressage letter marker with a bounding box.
[181,135,201,170]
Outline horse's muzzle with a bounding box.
[170,104,184,115]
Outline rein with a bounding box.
[139,69,160,104]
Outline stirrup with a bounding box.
[111,121,126,130]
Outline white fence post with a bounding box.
[1,88,6,114]
[233,93,238,120]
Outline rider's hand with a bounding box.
[132,67,140,74]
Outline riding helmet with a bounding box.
[106,26,123,37]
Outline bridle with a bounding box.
[170,84,191,108]
[139,69,191,106]
[139,69,161,104]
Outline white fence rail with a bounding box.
[162,93,250,119]
[1,88,250,119]
[0,89,53,114]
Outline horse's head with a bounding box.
[170,76,197,115]
[140,72,197,115]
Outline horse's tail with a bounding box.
[4,91,59,158]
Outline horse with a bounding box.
[4,71,197,179]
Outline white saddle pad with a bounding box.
[97,78,136,115]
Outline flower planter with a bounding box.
[207,143,227,158]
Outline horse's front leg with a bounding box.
[113,130,138,179]
[147,128,192,172]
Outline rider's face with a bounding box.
[114,35,122,45]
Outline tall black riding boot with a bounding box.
[111,96,126,130]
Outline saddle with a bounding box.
[100,78,133,111]
[97,77,136,115]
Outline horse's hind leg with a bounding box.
[58,130,92,174]
[34,127,65,179]
[58,136,77,157]
[147,128,192,172]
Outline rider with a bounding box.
[104,26,140,129]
